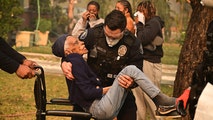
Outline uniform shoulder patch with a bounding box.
[79,29,88,40]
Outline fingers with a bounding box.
[122,75,133,86]
[23,59,38,69]
[82,11,90,20]
[89,13,96,18]
[118,74,133,88]
[118,77,128,88]
[16,65,36,79]
[65,72,74,80]
[23,72,34,79]
[82,10,96,21]
[61,62,75,80]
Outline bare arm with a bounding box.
[68,0,74,19]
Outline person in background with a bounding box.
[0,37,37,79]
[115,0,135,34]
[133,1,165,120]
[52,35,189,120]
[134,2,145,25]
[71,1,104,37]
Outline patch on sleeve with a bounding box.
[139,44,144,54]
[79,29,88,40]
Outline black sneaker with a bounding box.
[156,100,187,117]
[156,110,182,119]
[157,105,176,114]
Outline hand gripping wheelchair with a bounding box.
[33,66,96,120]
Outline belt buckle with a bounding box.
[107,74,113,78]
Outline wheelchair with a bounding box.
[33,66,96,120]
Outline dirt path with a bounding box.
[21,52,177,85]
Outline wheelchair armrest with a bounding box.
[46,110,93,118]
[50,98,73,105]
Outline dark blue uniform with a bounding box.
[77,23,143,120]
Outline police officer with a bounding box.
[61,10,143,120]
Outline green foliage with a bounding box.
[51,5,70,34]
[162,43,181,65]
[176,31,186,46]
[29,0,51,14]
[153,0,173,42]
[28,0,69,35]
[0,71,69,120]
[0,0,23,40]
[38,18,52,33]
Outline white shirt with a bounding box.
[72,18,104,37]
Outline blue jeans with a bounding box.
[89,65,160,120]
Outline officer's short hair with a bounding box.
[104,10,127,31]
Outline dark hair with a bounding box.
[104,10,127,31]
[136,2,143,11]
[117,0,134,19]
[87,1,100,18]
[137,1,156,21]
[87,1,100,11]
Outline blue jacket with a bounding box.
[65,53,103,110]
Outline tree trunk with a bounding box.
[173,0,213,119]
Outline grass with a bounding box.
[0,70,173,120]
[0,42,180,119]
[0,70,70,120]
[15,42,182,65]
[162,43,182,65]
[15,45,53,54]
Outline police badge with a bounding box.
[118,45,127,57]
[117,45,127,60]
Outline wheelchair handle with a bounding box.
[34,66,44,76]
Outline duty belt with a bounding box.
[107,73,117,79]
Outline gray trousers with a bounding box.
[89,65,160,120]
[133,60,162,120]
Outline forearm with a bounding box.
[0,38,26,64]
[0,51,20,73]
[71,18,87,37]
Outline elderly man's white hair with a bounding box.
[64,36,78,56]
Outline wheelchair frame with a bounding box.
[33,66,96,120]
